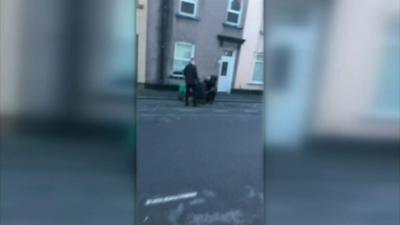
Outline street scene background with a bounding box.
[0,0,399,225]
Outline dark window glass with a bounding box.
[227,12,239,23]
[223,50,233,56]
[221,62,228,76]
[271,46,291,90]
[230,0,241,11]
[181,2,195,15]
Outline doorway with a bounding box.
[217,49,236,93]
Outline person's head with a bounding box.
[190,58,195,65]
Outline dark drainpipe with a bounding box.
[158,0,172,85]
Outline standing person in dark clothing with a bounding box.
[183,58,199,107]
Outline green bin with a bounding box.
[178,83,186,100]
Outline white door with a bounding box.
[217,50,236,93]
[265,6,322,147]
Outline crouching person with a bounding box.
[205,75,218,104]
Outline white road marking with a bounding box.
[145,192,198,206]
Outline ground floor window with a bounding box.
[173,42,195,76]
[252,54,264,83]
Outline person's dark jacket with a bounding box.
[183,63,199,85]
[205,76,217,92]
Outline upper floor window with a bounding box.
[226,0,243,26]
[173,42,195,75]
[179,0,198,17]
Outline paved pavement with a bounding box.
[137,87,263,103]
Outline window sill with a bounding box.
[223,22,243,30]
[176,13,200,21]
[248,81,264,86]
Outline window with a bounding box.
[179,0,198,17]
[173,42,195,75]
[223,50,234,56]
[220,62,228,76]
[374,21,400,118]
[226,0,243,26]
[252,54,264,83]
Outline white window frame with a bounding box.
[172,41,196,77]
[250,53,264,84]
[225,0,243,26]
[179,0,199,18]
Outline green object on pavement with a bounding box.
[179,83,186,96]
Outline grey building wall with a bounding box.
[146,0,248,86]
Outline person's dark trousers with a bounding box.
[206,90,216,104]
[185,84,197,107]
[207,91,216,104]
